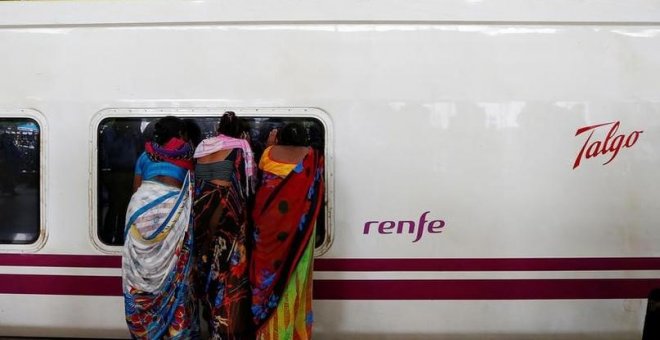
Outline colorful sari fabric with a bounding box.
[193,148,253,339]
[259,146,298,177]
[251,148,324,340]
[122,173,199,339]
[145,137,194,171]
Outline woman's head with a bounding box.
[217,111,243,138]
[182,118,202,147]
[152,116,185,145]
[278,122,308,146]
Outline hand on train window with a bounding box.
[266,128,278,147]
[240,130,251,143]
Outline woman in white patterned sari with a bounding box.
[122,116,199,339]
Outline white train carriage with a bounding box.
[0,0,659,338]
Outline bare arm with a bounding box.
[266,128,278,147]
[132,175,142,193]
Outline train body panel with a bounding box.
[0,1,659,338]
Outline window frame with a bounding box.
[90,107,334,256]
[0,109,47,252]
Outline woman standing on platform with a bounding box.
[193,111,256,339]
[122,116,199,339]
[251,123,324,340]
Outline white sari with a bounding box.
[122,173,199,339]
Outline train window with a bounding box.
[96,113,330,252]
[0,118,40,244]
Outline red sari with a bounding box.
[250,148,324,339]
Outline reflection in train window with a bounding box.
[0,119,40,244]
[97,116,327,248]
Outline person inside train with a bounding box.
[122,116,199,339]
[183,118,203,148]
[98,120,142,245]
[0,131,20,196]
[250,122,325,339]
[192,111,256,339]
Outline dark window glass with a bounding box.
[97,116,327,247]
[0,119,40,244]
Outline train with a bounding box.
[0,0,659,338]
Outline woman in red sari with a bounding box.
[250,123,324,340]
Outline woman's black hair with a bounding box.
[182,118,203,147]
[278,122,308,146]
[217,111,243,138]
[307,124,324,150]
[152,116,184,145]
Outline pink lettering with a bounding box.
[363,212,446,242]
[428,220,445,233]
[586,140,601,159]
[397,220,415,234]
[363,221,378,234]
[626,131,641,147]
[412,211,430,243]
[573,121,643,169]
[378,221,395,234]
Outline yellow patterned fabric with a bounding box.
[255,231,315,340]
[259,146,297,177]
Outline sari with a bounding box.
[193,148,253,339]
[251,148,324,340]
[122,172,199,339]
[122,137,198,339]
